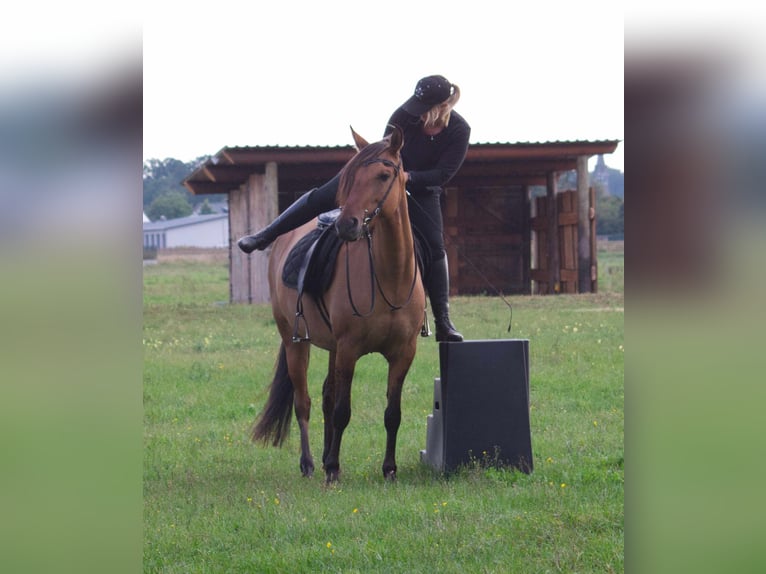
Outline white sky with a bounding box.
[7,2,766,178]
[141,2,625,172]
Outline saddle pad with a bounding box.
[281,227,343,296]
[281,229,322,289]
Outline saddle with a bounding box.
[281,209,343,295]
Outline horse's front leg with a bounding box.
[324,349,356,484]
[382,345,417,481]
[321,350,336,468]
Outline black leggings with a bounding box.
[310,177,446,266]
[406,188,446,265]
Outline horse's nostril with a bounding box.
[336,217,361,241]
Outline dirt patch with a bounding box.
[573,307,624,313]
[598,239,624,253]
[156,247,229,265]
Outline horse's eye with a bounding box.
[377,172,390,182]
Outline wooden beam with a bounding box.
[589,185,598,293]
[466,141,619,161]
[247,163,278,304]
[547,172,560,293]
[183,181,233,195]
[223,147,356,165]
[456,159,579,177]
[228,185,249,303]
[576,155,592,292]
[202,164,264,183]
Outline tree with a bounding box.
[143,158,192,208]
[146,190,193,221]
[198,199,214,215]
[143,156,213,211]
[596,195,624,236]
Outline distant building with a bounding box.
[143,213,229,249]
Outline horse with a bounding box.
[252,125,426,483]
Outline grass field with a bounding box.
[144,245,624,573]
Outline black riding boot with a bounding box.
[427,257,463,342]
[237,189,320,253]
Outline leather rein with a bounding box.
[344,156,419,317]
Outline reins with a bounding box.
[343,156,420,317]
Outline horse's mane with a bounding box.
[336,138,392,205]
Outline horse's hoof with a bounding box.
[300,460,314,478]
[384,469,397,482]
[325,469,340,484]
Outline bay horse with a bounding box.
[252,126,426,483]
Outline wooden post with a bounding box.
[227,162,278,304]
[247,162,278,304]
[444,187,459,295]
[546,172,560,293]
[589,185,598,293]
[228,185,249,303]
[576,155,592,293]
[524,185,533,294]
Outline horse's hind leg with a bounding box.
[285,342,314,477]
[382,346,416,481]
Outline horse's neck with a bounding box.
[373,201,416,283]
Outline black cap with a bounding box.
[401,75,453,116]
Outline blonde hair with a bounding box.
[422,84,461,129]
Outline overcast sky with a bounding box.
[142,2,625,171]
[7,2,766,179]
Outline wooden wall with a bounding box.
[444,186,531,295]
[530,188,596,294]
[228,163,278,303]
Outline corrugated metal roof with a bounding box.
[216,139,620,152]
[184,139,620,195]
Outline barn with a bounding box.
[183,140,619,303]
[143,213,229,249]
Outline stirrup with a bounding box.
[421,309,432,337]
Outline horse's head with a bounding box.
[334,126,405,242]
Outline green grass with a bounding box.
[144,249,623,573]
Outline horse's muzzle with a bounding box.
[335,216,362,242]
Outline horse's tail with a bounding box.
[252,343,294,447]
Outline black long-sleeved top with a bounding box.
[384,107,471,193]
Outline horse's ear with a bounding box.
[387,124,404,154]
[350,126,369,150]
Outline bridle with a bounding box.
[358,157,401,228]
[342,155,419,317]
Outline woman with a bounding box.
[238,75,470,342]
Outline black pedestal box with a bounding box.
[420,339,533,473]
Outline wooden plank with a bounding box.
[247,163,279,304]
[445,188,459,296]
[228,186,249,303]
[546,173,559,292]
[576,156,592,292]
[522,185,531,295]
[590,186,598,292]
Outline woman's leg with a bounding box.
[238,174,340,253]
[407,189,463,342]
